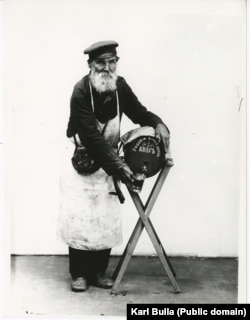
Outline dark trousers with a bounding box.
[69,247,111,280]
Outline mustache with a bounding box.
[100,71,113,77]
[97,70,113,76]
[91,69,117,80]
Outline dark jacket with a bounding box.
[67,75,167,175]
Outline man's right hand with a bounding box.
[117,164,134,185]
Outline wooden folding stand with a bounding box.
[111,162,181,294]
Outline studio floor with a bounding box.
[7,255,238,317]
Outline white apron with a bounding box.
[57,89,122,250]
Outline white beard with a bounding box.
[89,70,117,93]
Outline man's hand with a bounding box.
[155,123,170,153]
[117,164,134,185]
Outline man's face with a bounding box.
[90,57,118,75]
[89,56,118,93]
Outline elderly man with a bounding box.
[58,40,170,292]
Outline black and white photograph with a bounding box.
[1,0,248,318]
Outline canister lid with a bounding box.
[121,127,165,177]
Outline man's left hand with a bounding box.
[155,123,170,153]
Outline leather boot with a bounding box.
[71,277,88,292]
[92,272,114,289]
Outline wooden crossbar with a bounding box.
[111,163,181,294]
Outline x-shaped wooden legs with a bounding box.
[111,163,181,294]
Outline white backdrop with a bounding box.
[4,0,246,257]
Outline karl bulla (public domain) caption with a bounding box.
[129,307,247,317]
